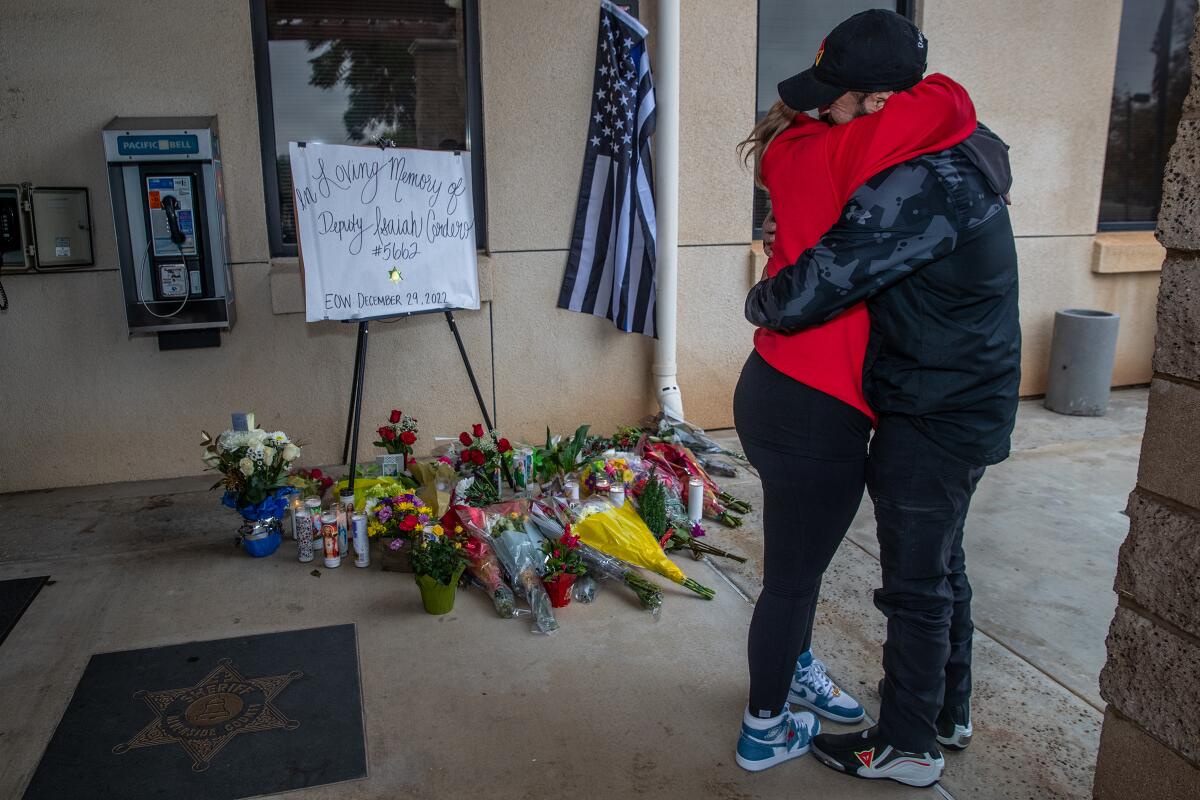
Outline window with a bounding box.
[753,1,912,234]
[1099,0,1196,230]
[250,0,486,256]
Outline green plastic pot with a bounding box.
[414,565,465,615]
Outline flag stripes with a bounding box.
[558,0,658,337]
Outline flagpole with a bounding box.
[652,0,684,419]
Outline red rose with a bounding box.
[472,423,485,438]
[400,430,416,445]
[399,515,417,532]
[381,427,397,441]
[459,432,473,446]
[471,449,486,466]
[389,409,402,424]
[498,438,512,453]
[321,477,333,488]
[310,468,323,480]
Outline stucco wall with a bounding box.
[0,0,756,491]
[0,0,1156,491]
[920,0,1157,394]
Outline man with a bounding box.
[746,68,1020,788]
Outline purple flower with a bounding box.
[691,522,706,539]
[388,538,402,551]
[376,507,393,523]
[419,514,430,524]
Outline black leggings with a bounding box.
[734,351,871,717]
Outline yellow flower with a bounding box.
[432,524,444,535]
[453,542,462,549]
[454,525,463,534]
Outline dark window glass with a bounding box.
[1099,0,1196,229]
[753,2,910,235]
[251,0,485,255]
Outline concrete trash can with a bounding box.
[1044,308,1120,416]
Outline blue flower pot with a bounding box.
[239,519,283,557]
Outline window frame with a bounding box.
[752,0,915,239]
[249,0,488,257]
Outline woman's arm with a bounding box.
[824,73,976,204]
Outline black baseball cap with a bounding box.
[778,10,928,112]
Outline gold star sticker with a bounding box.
[112,658,302,772]
[388,267,402,283]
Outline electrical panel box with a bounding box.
[102,117,235,342]
[0,184,94,271]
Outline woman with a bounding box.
[731,60,976,771]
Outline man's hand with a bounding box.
[761,212,776,259]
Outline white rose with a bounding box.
[282,443,300,462]
[239,458,255,476]
[262,445,276,464]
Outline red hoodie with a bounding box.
[754,74,977,421]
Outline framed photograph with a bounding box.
[376,454,404,478]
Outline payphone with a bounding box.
[102,117,235,347]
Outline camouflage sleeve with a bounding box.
[745,160,959,333]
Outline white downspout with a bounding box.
[653,0,684,419]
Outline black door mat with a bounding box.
[23,624,366,800]
[0,575,49,648]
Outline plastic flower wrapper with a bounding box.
[336,476,418,512]
[409,460,459,517]
[571,574,598,604]
[565,494,715,599]
[634,471,747,564]
[461,502,557,634]
[640,442,751,527]
[461,532,517,618]
[529,500,664,616]
[654,409,748,463]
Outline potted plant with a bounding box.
[541,525,586,608]
[410,530,468,615]
[201,426,301,557]
[367,492,437,571]
[374,409,418,477]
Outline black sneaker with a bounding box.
[810,726,944,787]
[936,700,972,751]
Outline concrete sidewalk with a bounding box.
[0,389,1146,799]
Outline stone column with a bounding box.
[1093,8,1200,799]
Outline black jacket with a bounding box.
[745,126,1021,466]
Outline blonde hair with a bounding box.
[737,100,798,189]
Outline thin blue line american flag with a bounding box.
[557,0,658,336]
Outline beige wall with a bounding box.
[0,0,756,492]
[920,0,1158,393]
[0,0,1155,492]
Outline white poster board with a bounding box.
[289,142,479,322]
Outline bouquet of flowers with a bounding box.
[201,426,300,520]
[374,409,419,466]
[367,492,439,551]
[566,494,715,599]
[483,506,558,634]
[455,424,515,505]
[635,471,746,563]
[529,501,663,615]
[462,532,517,618]
[641,442,751,527]
[287,466,334,500]
[579,454,639,495]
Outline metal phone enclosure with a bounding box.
[102,116,235,335]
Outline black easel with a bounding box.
[340,309,497,492]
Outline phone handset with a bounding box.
[161,195,186,246]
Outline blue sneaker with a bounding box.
[788,651,866,723]
[735,707,820,772]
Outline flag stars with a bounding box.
[590,135,601,147]
[596,88,605,100]
[622,132,632,144]
[602,126,613,137]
